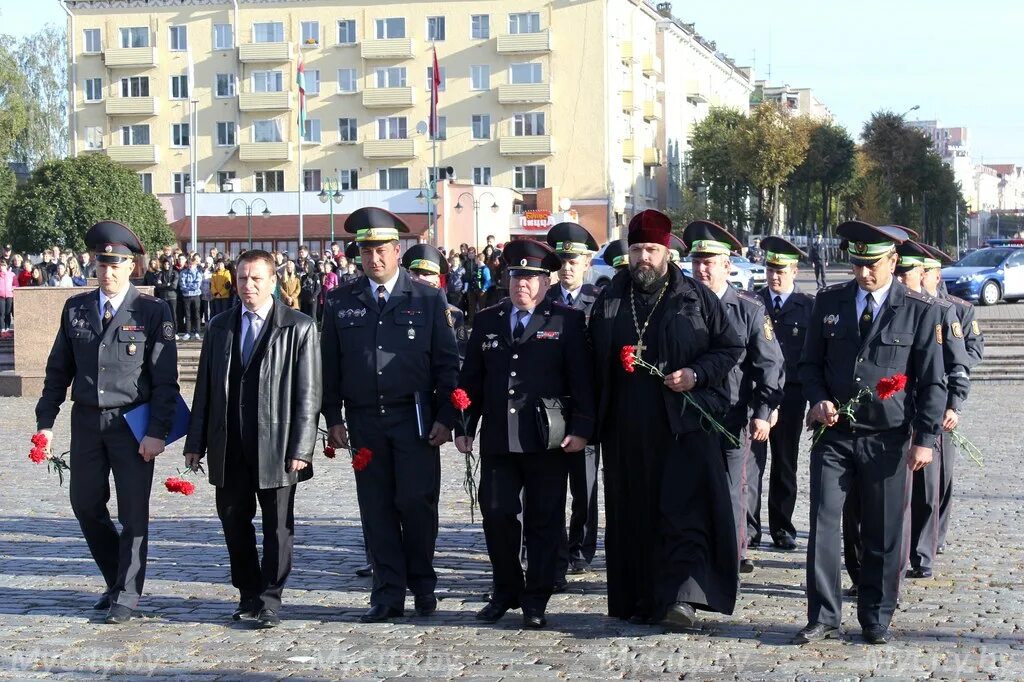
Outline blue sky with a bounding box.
[7,0,1023,163]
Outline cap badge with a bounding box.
[854,242,867,255]
[520,258,528,266]
[104,245,113,253]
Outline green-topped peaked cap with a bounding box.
[836,220,908,265]
[402,243,449,275]
[760,236,806,268]
[546,222,598,256]
[602,239,629,270]
[345,207,410,244]
[895,240,931,273]
[681,220,743,257]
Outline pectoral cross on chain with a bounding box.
[634,342,647,358]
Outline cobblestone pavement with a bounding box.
[1,386,1022,679]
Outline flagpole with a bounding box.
[187,45,198,253]
[430,42,439,247]
[296,43,305,250]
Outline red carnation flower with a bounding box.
[323,445,337,459]
[31,433,48,448]
[451,388,472,412]
[29,446,47,464]
[620,345,637,373]
[352,448,373,472]
[876,373,908,400]
[164,476,196,496]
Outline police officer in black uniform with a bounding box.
[401,243,468,360]
[684,221,785,576]
[321,208,460,623]
[544,222,601,582]
[796,221,945,645]
[746,237,815,551]
[34,220,179,624]
[455,240,595,629]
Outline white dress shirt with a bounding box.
[368,269,401,303]
[856,280,892,320]
[99,287,130,318]
[240,298,274,344]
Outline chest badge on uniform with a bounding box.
[935,323,943,344]
[824,314,839,325]
[951,322,964,338]
[536,331,560,340]
[972,320,981,335]
[127,342,138,356]
[407,328,416,340]
[162,321,175,341]
[792,326,800,336]
[763,319,775,341]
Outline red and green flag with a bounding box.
[296,49,307,138]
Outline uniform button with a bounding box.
[379,394,384,399]
[380,408,385,414]
[99,389,104,394]
[509,408,516,414]
[378,321,383,326]
[377,371,383,375]
[378,345,383,350]
[100,343,106,348]
[508,389,514,395]
[512,354,519,360]
[510,371,517,377]
[855,377,861,382]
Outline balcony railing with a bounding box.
[621,90,636,112]
[107,145,158,165]
[499,135,554,156]
[239,142,291,161]
[497,83,552,104]
[642,99,661,121]
[239,42,293,62]
[103,46,157,68]
[620,41,634,63]
[622,138,636,160]
[361,38,415,59]
[496,30,552,54]
[362,139,417,159]
[643,146,663,166]
[642,54,661,76]
[239,92,293,111]
[105,96,158,116]
[362,87,416,108]
[686,79,709,104]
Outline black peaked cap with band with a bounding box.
[85,220,145,264]
[344,240,363,270]
[681,220,743,257]
[546,222,598,256]
[668,233,686,262]
[402,243,449,275]
[501,239,561,275]
[760,235,807,268]
[345,207,410,244]
[920,243,954,268]
[895,240,932,273]
[602,239,629,270]
[836,220,909,266]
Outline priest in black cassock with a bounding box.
[589,210,746,628]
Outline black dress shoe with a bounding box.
[256,608,281,629]
[906,567,933,579]
[552,578,569,593]
[360,604,403,623]
[659,602,697,629]
[739,558,755,574]
[414,594,437,616]
[793,622,839,643]
[628,613,650,625]
[355,564,373,577]
[522,608,547,629]
[232,598,261,621]
[568,559,591,575]
[93,594,112,611]
[773,534,798,551]
[863,625,892,644]
[844,585,858,597]
[475,601,512,624]
[104,603,138,625]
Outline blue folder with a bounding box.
[123,395,192,445]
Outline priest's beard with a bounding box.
[629,260,669,292]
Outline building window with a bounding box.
[119,27,149,48]
[84,78,103,102]
[83,28,101,53]
[120,76,149,97]
[338,118,357,142]
[471,114,491,140]
[304,169,322,191]
[215,73,236,97]
[170,75,189,100]
[433,116,447,140]
[378,168,409,190]
[509,12,541,34]
[339,169,358,190]
[217,170,237,191]
[84,126,104,149]
[172,172,191,194]
[510,63,542,84]
[337,68,358,93]
[473,167,492,185]
[171,123,190,147]
[426,66,446,91]
[471,15,490,40]
[375,18,405,39]
[302,119,321,143]
[253,120,283,143]
[377,117,408,140]
[305,69,320,95]
[169,26,187,51]
[253,71,284,93]
[514,164,545,190]
[375,67,406,88]
[253,22,284,43]
[121,124,150,145]
[301,21,320,46]
[216,121,236,146]
[469,65,490,91]
[426,16,445,41]
[138,173,153,193]
[213,24,233,50]
[514,112,545,136]
[255,170,285,192]
[337,20,357,44]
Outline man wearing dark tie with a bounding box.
[184,250,321,629]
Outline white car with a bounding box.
[586,242,618,288]
[731,255,765,289]
[586,245,756,290]
[679,257,751,290]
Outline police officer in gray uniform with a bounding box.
[321,207,460,623]
[684,221,785,576]
[34,220,179,624]
[545,222,601,582]
[796,221,945,645]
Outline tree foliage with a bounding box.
[687,106,749,236]
[4,25,68,166]
[0,38,29,161]
[6,154,175,254]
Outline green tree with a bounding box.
[6,154,174,253]
[0,163,16,235]
[0,38,29,160]
[687,106,749,235]
[5,25,68,166]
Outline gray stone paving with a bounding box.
[0,378,1022,679]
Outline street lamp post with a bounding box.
[416,179,441,245]
[454,191,499,249]
[227,197,271,252]
[318,179,344,244]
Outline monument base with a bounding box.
[0,371,46,398]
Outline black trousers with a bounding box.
[722,427,751,563]
[301,300,318,323]
[180,295,201,334]
[556,444,600,578]
[746,385,806,543]
[813,261,827,288]
[935,431,956,550]
[211,298,231,318]
[909,440,942,572]
[215,452,296,611]
[480,450,569,612]
[69,404,154,609]
[348,406,440,610]
[0,296,11,329]
[806,427,911,631]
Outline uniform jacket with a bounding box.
[928,295,971,412]
[758,285,815,386]
[941,292,984,369]
[589,266,745,437]
[798,279,946,447]
[320,268,461,429]
[544,282,600,321]
[457,297,595,455]
[719,286,785,430]
[36,285,179,438]
[184,300,321,488]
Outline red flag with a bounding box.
[429,46,440,139]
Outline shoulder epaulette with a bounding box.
[735,289,765,307]
[905,289,939,305]
[945,293,973,308]
[819,282,846,293]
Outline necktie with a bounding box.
[565,293,574,307]
[376,284,387,310]
[513,310,527,341]
[773,296,782,315]
[859,293,875,340]
[102,301,114,328]
[241,311,257,366]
